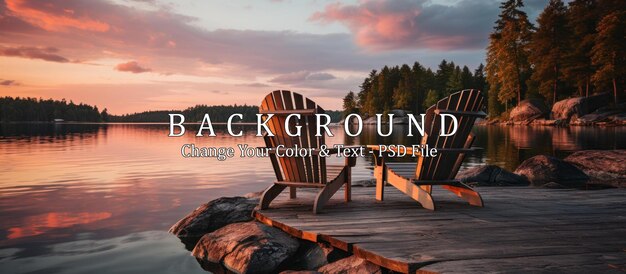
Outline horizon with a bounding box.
[0,0,550,115]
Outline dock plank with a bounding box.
[254,187,626,273]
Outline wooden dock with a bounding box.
[254,186,626,273]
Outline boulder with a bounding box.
[509,99,550,122]
[169,197,258,249]
[552,93,610,122]
[573,103,626,125]
[193,221,299,274]
[514,155,588,188]
[565,150,626,188]
[317,256,383,274]
[456,165,529,187]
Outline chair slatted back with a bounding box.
[260,90,327,184]
[416,89,485,180]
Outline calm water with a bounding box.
[0,123,624,274]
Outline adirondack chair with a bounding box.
[371,89,486,210]
[259,90,355,214]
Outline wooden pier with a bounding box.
[254,186,626,273]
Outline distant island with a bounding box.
[0,96,341,123]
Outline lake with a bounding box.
[0,123,624,273]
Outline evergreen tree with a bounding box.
[342,91,358,117]
[392,64,416,110]
[446,65,463,92]
[563,0,599,97]
[486,0,534,107]
[529,0,569,105]
[423,89,440,110]
[460,66,474,89]
[591,10,625,103]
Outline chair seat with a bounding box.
[385,162,417,179]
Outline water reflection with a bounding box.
[0,123,623,273]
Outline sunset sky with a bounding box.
[0,0,548,114]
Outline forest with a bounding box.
[0,97,106,122]
[0,97,342,123]
[343,0,624,118]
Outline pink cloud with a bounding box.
[310,0,493,50]
[115,61,152,73]
[5,0,110,32]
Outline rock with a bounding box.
[244,191,264,199]
[456,165,529,187]
[565,150,626,188]
[509,99,550,122]
[193,222,299,274]
[530,119,557,126]
[285,241,350,271]
[169,197,258,249]
[317,256,383,274]
[280,271,320,274]
[514,155,588,188]
[573,103,626,125]
[552,93,610,122]
[351,179,376,187]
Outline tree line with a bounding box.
[343,0,624,118]
[0,97,107,122]
[112,105,341,123]
[342,61,487,117]
[0,97,342,123]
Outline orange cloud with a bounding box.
[115,61,152,73]
[5,0,110,32]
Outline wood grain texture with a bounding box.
[255,187,626,273]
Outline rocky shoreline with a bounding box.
[170,150,625,273]
[480,93,626,126]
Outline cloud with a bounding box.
[238,83,270,88]
[115,61,152,73]
[0,79,20,86]
[4,0,110,32]
[0,46,70,62]
[307,72,336,81]
[310,0,499,50]
[270,71,337,84]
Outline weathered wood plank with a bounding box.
[254,187,626,273]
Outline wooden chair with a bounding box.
[371,89,486,210]
[259,90,356,214]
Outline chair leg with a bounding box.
[344,167,351,202]
[375,164,385,201]
[442,183,483,207]
[289,187,297,199]
[314,168,347,214]
[260,184,286,210]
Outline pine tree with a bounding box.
[342,91,358,117]
[460,66,474,89]
[486,0,534,107]
[392,64,416,110]
[423,89,440,110]
[563,0,599,97]
[529,0,569,105]
[591,10,625,103]
[447,65,463,92]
